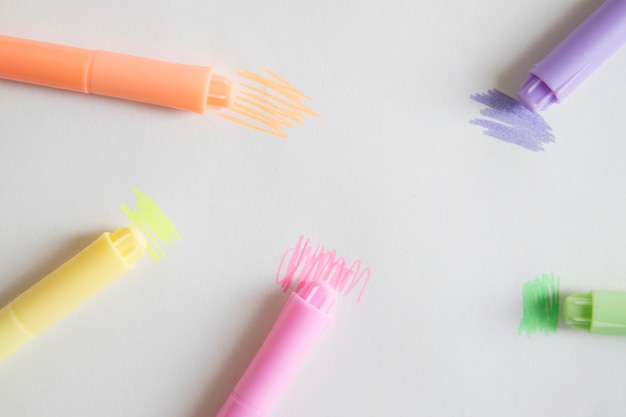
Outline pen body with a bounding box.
[519,0,626,111]
[0,35,231,112]
[217,282,335,417]
[0,35,94,92]
[0,227,145,361]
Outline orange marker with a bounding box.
[0,34,232,113]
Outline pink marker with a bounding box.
[216,280,336,417]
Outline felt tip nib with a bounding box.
[297,280,337,314]
[518,74,557,112]
[564,293,592,330]
[110,226,146,265]
[207,73,233,108]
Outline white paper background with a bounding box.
[2,0,626,416]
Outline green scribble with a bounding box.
[519,273,560,336]
[121,188,180,262]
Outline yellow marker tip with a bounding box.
[110,226,146,265]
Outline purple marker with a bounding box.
[518,0,626,112]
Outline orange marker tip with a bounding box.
[207,72,234,109]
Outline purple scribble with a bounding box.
[470,89,555,152]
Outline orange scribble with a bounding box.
[218,68,320,138]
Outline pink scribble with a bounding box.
[276,236,370,303]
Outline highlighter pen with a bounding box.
[0,226,145,361]
[518,0,626,112]
[564,289,626,335]
[0,34,233,113]
[216,280,336,417]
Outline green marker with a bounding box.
[564,290,626,335]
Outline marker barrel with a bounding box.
[565,290,626,335]
[216,281,335,417]
[0,227,145,361]
[518,0,626,111]
[0,35,232,112]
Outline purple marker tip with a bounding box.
[518,0,626,112]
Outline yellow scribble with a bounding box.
[218,68,321,138]
[121,188,180,263]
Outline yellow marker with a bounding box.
[0,226,146,361]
